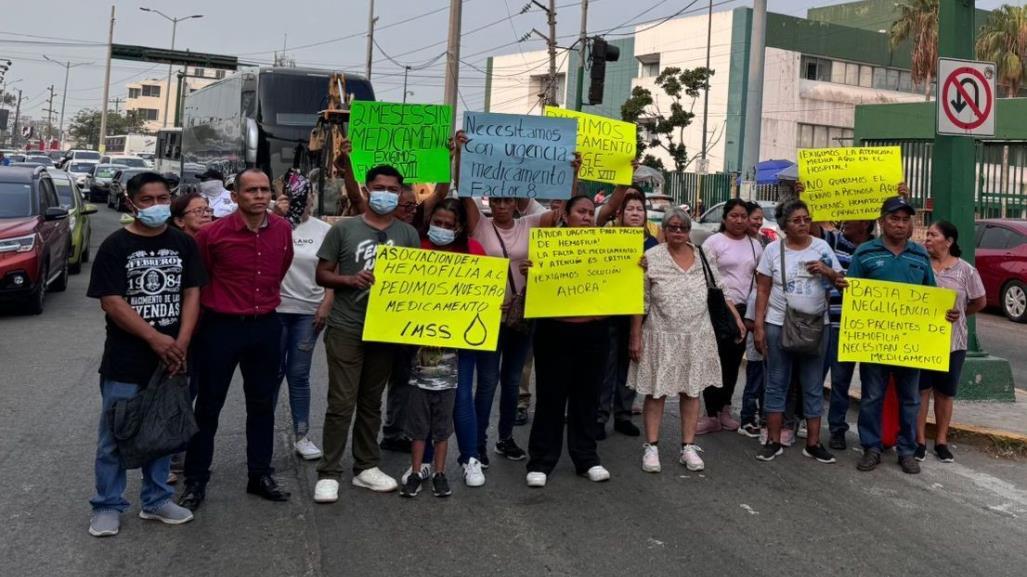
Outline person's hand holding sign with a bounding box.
[945,307,960,323]
[519,259,533,279]
[274,195,289,216]
[348,269,375,290]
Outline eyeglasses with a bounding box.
[664,225,689,233]
[185,207,214,216]
[398,202,417,211]
[788,217,812,225]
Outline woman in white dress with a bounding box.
[628,208,745,473]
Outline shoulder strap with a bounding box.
[490,221,510,258]
[696,246,716,290]
[747,236,757,296]
[779,240,787,288]
[491,221,519,293]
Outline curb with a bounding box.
[826,386,1027,457]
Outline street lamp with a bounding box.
[43,55,92,144]
[139,7,203,128]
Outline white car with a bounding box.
[100,155,149,168]
[61,149,102,167]
[691,200,781,246]
[65,160,99,191]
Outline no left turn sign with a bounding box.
[937,58,996,137]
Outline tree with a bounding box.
[67,109,146,149]
[1,93,14,107]
[889,0,938,100]
[620,66,713,174]
[976,4,1027,97]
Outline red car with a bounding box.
[0,165,71,314]
[975,219,1027,322]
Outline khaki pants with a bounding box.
[317,326,395,480]
[518,351,534,410]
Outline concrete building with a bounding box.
[483,0,932,175]
[124,66,226,132]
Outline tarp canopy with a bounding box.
[738,159,796,185]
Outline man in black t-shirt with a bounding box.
[86,172,206,537]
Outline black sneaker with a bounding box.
[899,455,921,474]
[514,407,530,426]
[595,425,608,441]
[934,444,954,463]
[614,419,641,437]
[755,442,783,462]
[829,432,847,451]
[857,449,881,471]
[914,443,927,462]
[432,473,452,497]
[380,437,412,453]
[737,422,761,438]
[400,471,422,498]
[477,447,490,469]
[802,443,837,464]
[495,438,526,461]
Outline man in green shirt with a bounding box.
[312,165,420,503]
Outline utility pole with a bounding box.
[109,97,122,114]
[696,0,713,208]
[573,0,588,111]
[44,84,56,141]
[402,66,411,104]
[442,0,462,126]
[99,5,115,154]
[43,56,91,144]
[366,0,377,80]
[530,1,558,108]
[11,89,22,148]
[139,8,204,128]
[739,0,767,200]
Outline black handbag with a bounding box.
[697,246,741,344]
[108,365,198,469]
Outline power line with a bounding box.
[606,0,701,36]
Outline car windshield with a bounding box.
[112,157,148,168]
[69,163,94,173]
[95,166,117,178]
[25,156,54,166]
[53,179,75,208]
[75,151,101,161]
[0,182,33,218]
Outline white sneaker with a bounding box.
[797,421,808,439]
[781,428,796,447]
[759,427,768,445]
[313,479,339,503]
[586,465,611,482]
[642,443,661,473]
[351,467,398,492]
[294,437,323,461]
[526,471,547,487]
[679,444,705,471]
[401,463,433,485]
[462,458,486,487]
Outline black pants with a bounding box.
[527,319,608,475]
[705,336,745,417]
[381,346,415,442]
[184,312,282,485]
[598,317,636,425]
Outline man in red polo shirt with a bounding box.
[178,168,294,510]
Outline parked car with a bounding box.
[974,219,1027,322]
[85,164,118,203]
[60,149,101,168]
[691,199,780,246]
[645,194,675,225]
[100,155,149,168]
[107,168,150,212]
[65,161,98,192]
[23,155,55,167]
[48,169,96,274]
[0,165,71,314]
[7,154,27,164]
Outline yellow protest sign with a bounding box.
[839,278,956,371]
[525,227,644,318]
[363,246,509,351]
[797,146,904,221]
[544,106,635,185]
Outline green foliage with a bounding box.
[68,109,147,149]
[976,4,1027,97]
[620,66,713,173]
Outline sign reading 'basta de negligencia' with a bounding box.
[458,111,577,199]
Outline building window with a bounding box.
[133,108,159,121]
[898,71,913,92]
[128,87,140,99]
[798,123,854,149]
[194,67,206,78]
[141,84,161,98]
[528,73,566,107]
[800,56,831,81]
[637,53,661,79]
[215,69,226,79]
[858,65,873,88]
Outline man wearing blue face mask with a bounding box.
[86,172,207,537]
[312,164,421,503]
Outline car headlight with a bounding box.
[0,234,36,253]
[68,214,77,231]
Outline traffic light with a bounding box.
[588,36,620,105]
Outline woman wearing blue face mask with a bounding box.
[400,199,490,491]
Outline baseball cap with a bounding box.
[196,168,225,182]
[881,196,915,216]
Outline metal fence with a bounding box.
[864,139,1027,219]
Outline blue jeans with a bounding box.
[423,350,481,465]
[824,326,857,435]
[91,378,173,513]
[275,312,321,437]
[858,363,921,457]
[763,324,827,417]
[472,325,532,450]
[740,357,765,426]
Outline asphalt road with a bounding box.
[2,206,1026,577]
[976,312,1027,390]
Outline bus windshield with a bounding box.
[258,72,374,128]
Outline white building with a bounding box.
[124,66,227,132]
